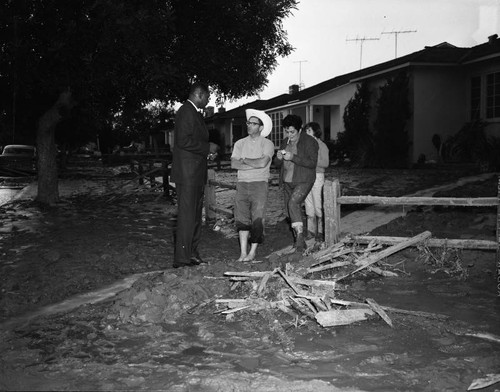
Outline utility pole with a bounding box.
[293,60,307,90]
[381,29,417,58]
[346,36,380,69]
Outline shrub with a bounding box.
[338,82,373,166]
[373,72,411,168]
[443,121,500,171]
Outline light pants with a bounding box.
[304,172,325,233]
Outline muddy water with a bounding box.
[1,167,499,391]
[0,186,22,205]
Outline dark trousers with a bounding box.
[175,183,204,264]
[234,181,269,243]
[283,182,314,224]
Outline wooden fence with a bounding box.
[323,178,500,267]
[203,169,282,221]
[129,159,171,194]
[204,169,236,220]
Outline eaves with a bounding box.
[462,52,500,65]
[265,99,310,112]
[349,61,459,83]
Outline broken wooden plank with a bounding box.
[288,296,316,320]
[224,271,341,290]
[468,374,500,390]
[295,295,329,312]
[328,298,448,320]
[336,231,432,281]
[349,235,497,251]
[366,298,393,328]
[257,271,273,296]
[276,269,304,295]
[315,308,375,327]
[307,260,351,274]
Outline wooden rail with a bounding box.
[323,178,500,256]
[204,169,234,219]
[204,169,279,221]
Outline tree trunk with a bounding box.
[36,90,75,205]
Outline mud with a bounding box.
[1,166,499,391]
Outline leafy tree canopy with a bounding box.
[0,0,297,143]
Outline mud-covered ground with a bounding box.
[1,165,499,391]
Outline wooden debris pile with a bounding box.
[217,231,436,328]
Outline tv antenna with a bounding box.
[293,60,308,90]
[346,36,380,69]
[381,29,417,58]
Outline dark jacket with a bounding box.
[275,131,318,184]
[171,101,210,186]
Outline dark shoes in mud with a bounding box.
[173,255,208,269]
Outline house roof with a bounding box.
[206,35,500,120]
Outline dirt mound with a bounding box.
[111,271,222,324]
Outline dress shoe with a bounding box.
[190,255,207,265]
[173,260,198,269]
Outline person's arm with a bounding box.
[283,135,318,168]
[273,140,286,167]
[230,141,248,170]
[232,155,270,170]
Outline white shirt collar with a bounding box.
[187,99,199,111]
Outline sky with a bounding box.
[218,0,499,110]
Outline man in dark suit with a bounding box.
[171,82,211,268]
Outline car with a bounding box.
[1,144,36,157]
[0,144,37,176]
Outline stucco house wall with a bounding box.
[412,67,465,162]
[310,84,357,140]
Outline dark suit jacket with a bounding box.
[171,101,210,186]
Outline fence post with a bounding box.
[148,161,155,187]
[138,163,144,185]
[204,169,216,223]
[496,177,500,295]
[162,160,169,195]
[324,179,341,246]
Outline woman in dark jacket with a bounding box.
[274,114,318,251]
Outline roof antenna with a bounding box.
[381,29,417,58]
[293,60,308,90]
[346,36,380,69]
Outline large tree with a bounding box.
[0,0,297,204]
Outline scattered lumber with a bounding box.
[336,231,432,281]
[349,235,498,251]
[329,299,449,320]
[315,308,375,327]
[218,230,450,331]
[366,298,393,328]
[468,374,500,390]
[223,271,341,290]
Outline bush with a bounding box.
[338,82,373,166]
[373,72,411,168]
[443,121,500,171]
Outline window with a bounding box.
[486,72,500,119]
[269,112,283,147]
[469,71,500,121]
